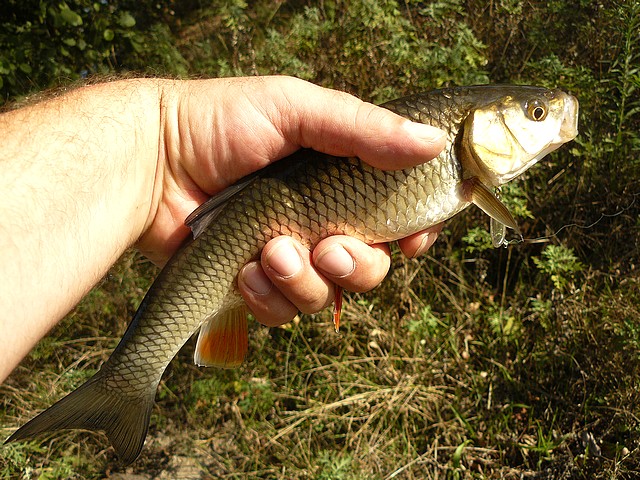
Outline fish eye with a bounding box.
[526,99,547,121]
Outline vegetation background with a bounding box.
[1,0,639,478]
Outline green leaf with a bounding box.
[452,439,472,468]
[60,6,83,26]
[118,12,136,28]
[103,29,114,41]
[0,59,11,75]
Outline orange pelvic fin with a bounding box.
[195,306,249,368]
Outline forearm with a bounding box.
[0,79,161,381]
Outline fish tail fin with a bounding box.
[5,372,154,465]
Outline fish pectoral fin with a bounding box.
[490,216,508,248]
[461,177,520,234]
[195,306,249,368]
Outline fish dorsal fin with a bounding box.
[185,175,259,238]
[194,306,249,368]
[461,177,520,235]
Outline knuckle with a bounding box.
[296,289,333,315]
[250,300,297,327]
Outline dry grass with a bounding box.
[3,226,639,479]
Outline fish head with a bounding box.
[463,87,579,186]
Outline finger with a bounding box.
[312,236,391,292]
[397,223,443,258]
[237,261,299,327]
[261,236,334,315]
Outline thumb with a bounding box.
[270,77,447,170]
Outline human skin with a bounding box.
[0,76,444,382]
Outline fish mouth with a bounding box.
[559,92,579,141]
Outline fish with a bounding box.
[5,85,579,464]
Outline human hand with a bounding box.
[139,76,445,326]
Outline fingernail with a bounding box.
[402,120,447,144]
[265,238,303,278]
[315,244,355,278]
[241,263,272,295]
[410,232,437,258]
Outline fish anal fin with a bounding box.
[195,306,249,368]
[5,372,154,465]
[461,177,520,234]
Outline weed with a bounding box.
[533,245,584,292]
[519,420,566,470]
[315,450,360,480]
